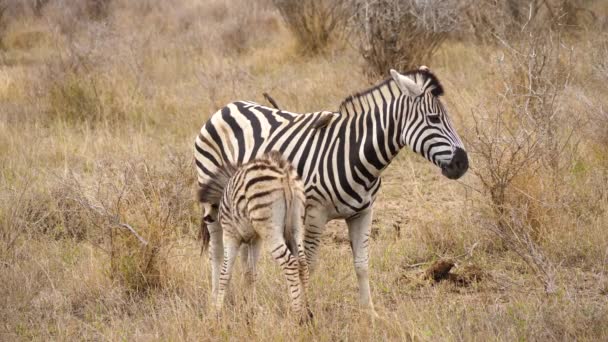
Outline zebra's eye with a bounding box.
[427,114,441,124]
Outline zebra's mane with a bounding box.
[338,69,444,114]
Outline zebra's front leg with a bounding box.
[346,208,377,315]
[302,207,328,272]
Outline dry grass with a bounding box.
[1,0,608,340]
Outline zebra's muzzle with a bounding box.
[441,147,468,180]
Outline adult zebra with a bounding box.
[195,66,468,314]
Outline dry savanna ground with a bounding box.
[1,0,607,340]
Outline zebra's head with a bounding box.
[390,67,468,180]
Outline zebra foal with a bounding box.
[198,151,311,322]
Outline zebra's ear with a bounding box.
[390,69,423,97]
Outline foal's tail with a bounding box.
[282,178,306,258]
[198,189,211,253]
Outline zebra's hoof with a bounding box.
[299,308,314,326]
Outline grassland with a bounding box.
[1,0,607,340]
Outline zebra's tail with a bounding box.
[197,163,238,253]
[197,188,212,253]
[282,177,305,258]
[282,176,296,256]
[199,212,210,253]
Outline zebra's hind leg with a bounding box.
[244,237,262,313]
[269,233,307,322]
[346,208,377,317]
[297,243,313,322]
[240,244,251,283]
[291,200,312,322]
[208,221,223,300]
[214,235,240,316]
[244,237,262,285]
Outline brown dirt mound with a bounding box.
[424,259,486,286]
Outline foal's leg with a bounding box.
[245,237,262,307]
[214,235,241,314]
[291,198,312,319]
[240,244,251,282]
[244,238,262,286]
[268,231,306,320]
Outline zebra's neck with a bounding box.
[337,79,406,186]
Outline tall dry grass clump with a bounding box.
[273,0,351,54]
[0,179,37,262]
[352,0,462,77]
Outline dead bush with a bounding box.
[273,0,351,54]
[465,22,576,294]
[45,68,128,125]
[52,153,195,293]
[0,6,6,50]
[23,180,91,241]
[38,23,130,125]
[38,0,112,39]
[48,75,102,123]
[4,182,90,244]
[461,0,591,43]
[85,0,111,20]
[0,175,88,261]
[592,34,608,83]
[220,2,280,55]
[468,102,559,293]
[353,0,463,77]
[0,0,40,22]
[0,1,50,51]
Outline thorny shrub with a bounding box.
[64,154,194,292]
[273,0,351,54]
[40,23,130,125]
[461,0,593,43]
[3,152,196,293]
[352,0,463,77]
[219,1,279,55]
[465,21,577,293]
